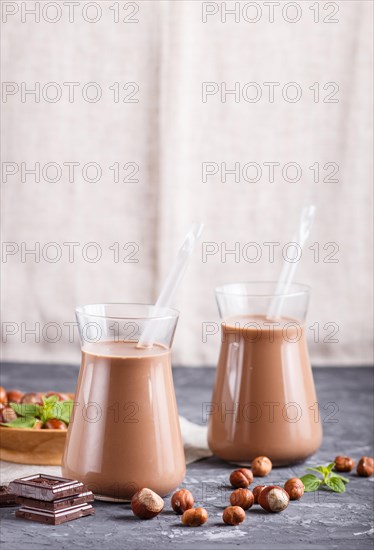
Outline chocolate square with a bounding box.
[9,474,85,501]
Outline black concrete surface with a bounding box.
[0,363,373,550]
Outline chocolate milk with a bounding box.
[62,341,185,499]
[207,315,322,465]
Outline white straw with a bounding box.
[267,205,315,320]
[137,222,204,348]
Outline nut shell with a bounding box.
[251,456,272,477]
[171,489,194,514]
[223,505,246,525]
[131,488,164,519]
[229,468,253,488]
[20,393,43,405]
[229,488,254,510]
[44,419,67,430]
[284,478,304,500]
[252,485,266,504]
[258,486,289,513]
[357,456,374,477]
[6,390,23,404]
[334,456,355,472]
[181,507,208,527]
[0,406,17,423]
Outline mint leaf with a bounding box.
[1,416,37,429]
[9,403,40,418]
[42,395,58,405]
[307,466,326,475]
[326,476,346,493]
[300,474,322,492]
[326,462,335,474]
[52,401,73,425]
[330,472,349,484]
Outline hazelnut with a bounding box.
[229,468,253,488]
[44,419,67,430]
[171,489,194,514]
[6,390,23,404]
[0,386,7,404]
[252,485,266,504]
[0,406,17,423]
[21,393,43,405]
[284,478,304,500]
[131,488,164,519]
[258,486,289,513]
[251,456,272,477]
[334,456,355,472]
[357,456,374,477]
[33,420,43,429]
[181,507,208,527]
[222,505,246,525]
[229,488,254,510]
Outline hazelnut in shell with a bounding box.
[181,507,208,527]
[284,478,304,500]
[0,406,17,423]
[0,386,7,404]
[251,456,272,477]
[334,456,355,472]
[222,506,246,525]
[6,390,23,404]
[131,488,164,519]
[252,485,266,504]
[357,456,374,477]
[229,468,253,488]
[258,486,289,513]
[229,488,254,510]
[171,489,194,514]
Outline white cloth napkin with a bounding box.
[0,416,212,485]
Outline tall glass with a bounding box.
[62,304,185,499]
[207,283,322,466]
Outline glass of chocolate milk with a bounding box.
[207,282,322,466]
[61,304,185,500]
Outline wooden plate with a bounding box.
[0,393,73,465]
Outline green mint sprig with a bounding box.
[1,394,73,429]
[300,462,349,493]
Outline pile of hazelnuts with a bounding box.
[0,386,69,429]
[130,455,303,527]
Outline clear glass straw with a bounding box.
[137,222,204,348]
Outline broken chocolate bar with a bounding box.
[9,474,85,501]
[16,491,94,511]
[16,503,95,525]
[0,485,17,507]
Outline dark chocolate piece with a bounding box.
[16,503,95,525]
[16,491,94,511]
[9,474,85,501]
[0,485,17,507]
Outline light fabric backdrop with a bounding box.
[1,1,373,366]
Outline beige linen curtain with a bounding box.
[1,1,373,366]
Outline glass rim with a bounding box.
[215,281,311,298]
[75,303,180,321]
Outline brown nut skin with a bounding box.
[229,468,253,488]
[33,420,43,430]
[131,488,165,519]
[284,478,304,500]
[357,456,374,477]
[258,486,289,513]
[0,406,18,423]
[229,488,254,510]
[334,456,355,472]
[181,507,208,527]
[21,393,43,405]
[223,505,246,525]
[251,456,272,477]
[171,489,194,514]
[44,419,67,430]
[0,386,7,405]
[252,485,266,504]
[6,390,23,404]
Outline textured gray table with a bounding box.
[0,363,373,550]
